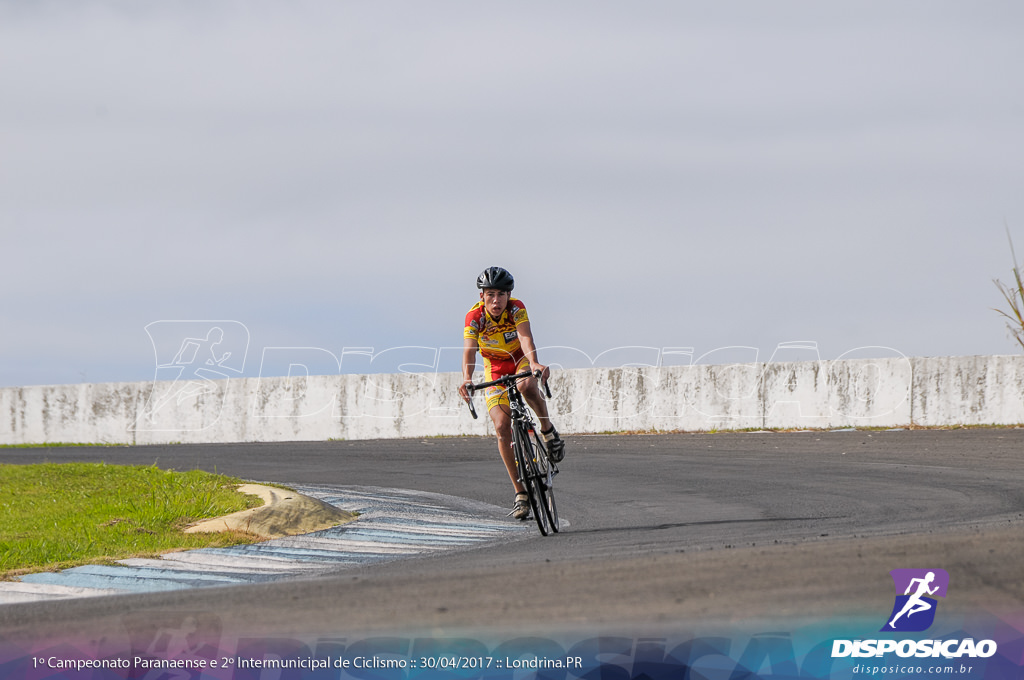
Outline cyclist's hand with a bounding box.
[531,363,550,383]
[459,381,474,403]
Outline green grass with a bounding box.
[0,463,264,578]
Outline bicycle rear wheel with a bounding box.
[514,424,551,536]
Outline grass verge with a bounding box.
[0,462,263,579]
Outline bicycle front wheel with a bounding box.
[514,423,551,536]
[531,432,559,533]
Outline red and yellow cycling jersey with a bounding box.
[464,298,530,374]
[465,298,530,409]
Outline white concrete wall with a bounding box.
[0,355,1020,445]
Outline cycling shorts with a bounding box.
[485,356,532,411]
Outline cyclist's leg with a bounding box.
[481,355,525,493]
[519,373,565,462]
[485,355,530,519]
[487,398,523,494]
[517,371,551,431]
[489,402,530,520]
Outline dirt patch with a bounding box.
[184,484,356,539]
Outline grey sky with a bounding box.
[3,1,1023,387]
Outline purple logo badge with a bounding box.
[881,569,949,632]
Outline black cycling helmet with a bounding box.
[476,266,514,291]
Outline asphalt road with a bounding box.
[2,429,1024,641]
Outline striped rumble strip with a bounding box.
[0,485,529,605]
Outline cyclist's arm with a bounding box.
[516,320,549,381]
[459,337,478,402]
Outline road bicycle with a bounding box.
[466,369,559,536]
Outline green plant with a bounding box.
[993,227,1024,351]
[0,463,262,578]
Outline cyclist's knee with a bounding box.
[517,375,538,395]
[489,407,511,431]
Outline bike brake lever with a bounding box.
[533,370,552,399]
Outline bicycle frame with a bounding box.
[466,370,559,535]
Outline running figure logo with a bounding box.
[881,569,949,632]
[133,321,249,433]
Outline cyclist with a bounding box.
[459,266,565,520]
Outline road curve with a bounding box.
[2,429,1023,640]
